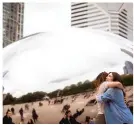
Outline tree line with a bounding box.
[3,74,133,105]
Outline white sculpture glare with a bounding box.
[3,28,133,95]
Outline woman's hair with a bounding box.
[95,72,108,88]
[6,109,11,115]
[109,72,122,82]
[109,72,126,96]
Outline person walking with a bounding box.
[32,108,38,123]
[19,108,24,121]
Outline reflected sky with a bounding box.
[3,28,133,97]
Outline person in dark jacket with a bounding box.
[19,108,24,121]
[32,108,38,123]
[3,110,14,124]
[59,108,84,124]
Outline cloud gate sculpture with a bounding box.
[3,28,133,94]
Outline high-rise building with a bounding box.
[3,3,24,47]
[71,3,133,41]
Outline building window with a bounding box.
[119,29,127,35]
[71,21,88,26]
[11,8,13,12]
[72,17,88,22]
[72,5,88,11]
[119,22,128,28]
[11,4,14,9]
[119,25,127,31]
[72,3,87,7]
[19,4,21,13]
[71,13,88,18]
[71,9,88,14]
[88,21,109,27]
[123,9,127,12]
[6,25,9,28]
[119,33,127,39]
[18,25,20,31]
[119,14,127,20]
[121,11,127,16]
[21,18,23,24]
[79,25,88,28]
[21,28,23,34]
[119,17,127,23]
[10,26,12,30]
[13,35,15,40]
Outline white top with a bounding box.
[96,81,108,114]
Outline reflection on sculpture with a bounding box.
[3,28,133,93]
[123,61,133,74]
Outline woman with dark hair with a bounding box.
[96,72,133,124]
[94,72,125,124]
[32,108,38,123]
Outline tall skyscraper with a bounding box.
[3,3,24,47]
[71,3,133,41]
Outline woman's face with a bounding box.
[106,73,114,81]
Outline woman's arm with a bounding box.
[96,88,114,103]
[107,82,124,90]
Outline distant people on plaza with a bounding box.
[11,107,15,115]
[90,118,95,124]
[95,72,133,124]
[48,100,51,105]
[19,108,24,121]
[19,119,24,124]
[25,104,29,110]
[59,108,84,124]
[84,94,87,99]
[32,108,38,123]
[39,102,43,106]
[3,110,14,124]
[71,98,75,103]
[61,104,70,113]
[27,119,34,124]
[85,116,95,124]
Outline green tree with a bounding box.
[3,93,16,105]
[77,82,82,86]
[121,74,133,86]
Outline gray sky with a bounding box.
[24,2,71,36]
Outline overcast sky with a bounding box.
[24,2,71,36]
